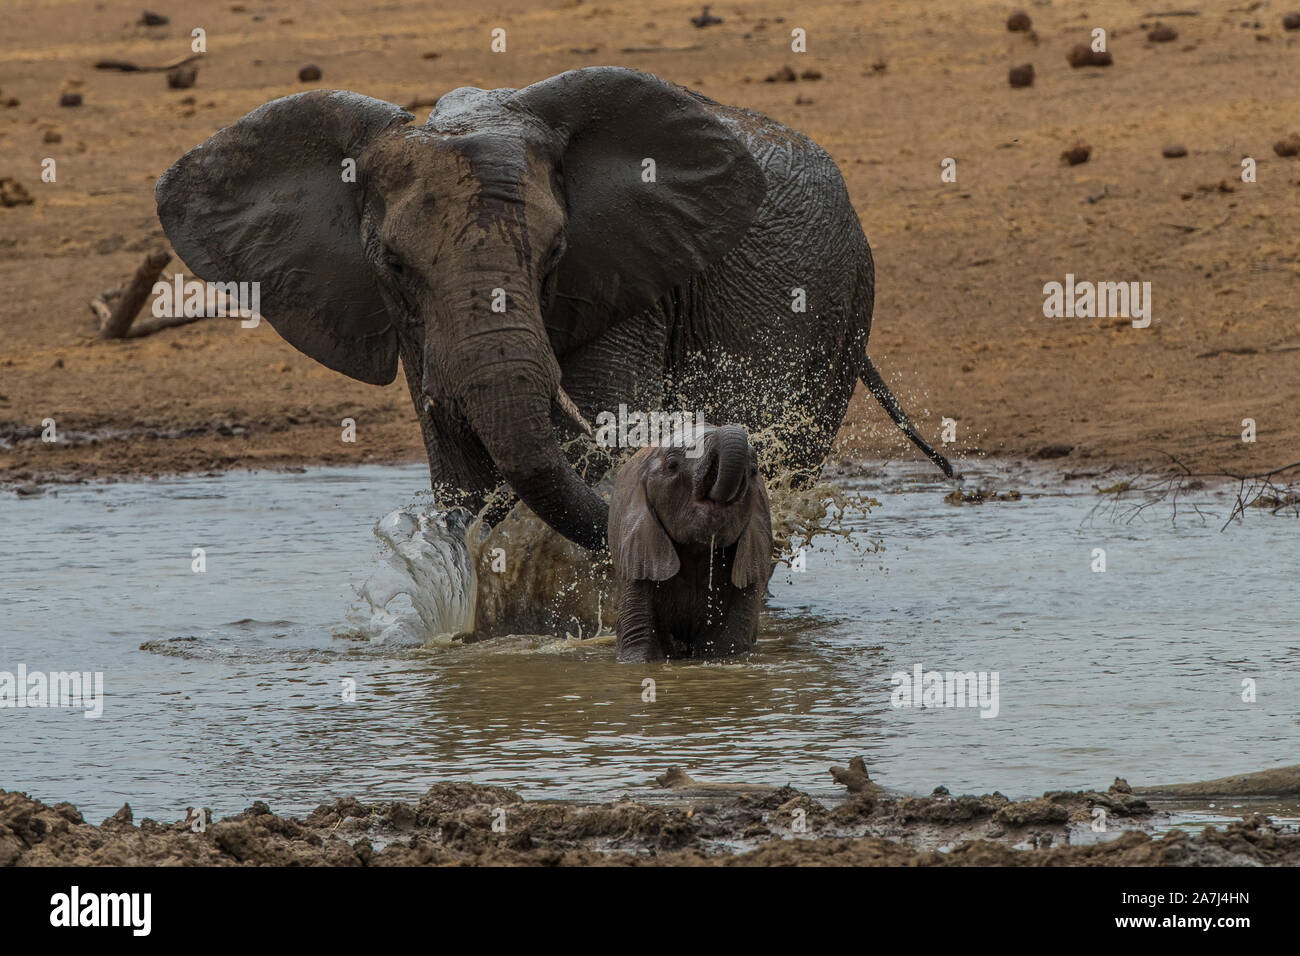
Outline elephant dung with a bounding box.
[167,66,198,89]
[1067,44,1113,68]
[1009,63,1034,88]
[1273,134,1300,158]
[1060,143,1091,166]
[0,178,35,207]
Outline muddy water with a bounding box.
[1,462,1296,822]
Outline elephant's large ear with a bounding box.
[609,451,680,582]
[156,91,413,385]
[512,67,765,321]
[732,476,774,590]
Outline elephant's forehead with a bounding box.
[425,87,522,127]
[365,126,533,186]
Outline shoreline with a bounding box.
[6,448,1294,529]
[4,439,1293,487]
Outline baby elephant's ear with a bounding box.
[732,478,774,590]
[609,454,679,582]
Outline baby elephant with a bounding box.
[609,424,774,661]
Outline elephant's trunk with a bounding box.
[443,304,608,552]
[699,425,750,504]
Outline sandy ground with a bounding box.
[5,763,1299,866]
[2,0,1298,486]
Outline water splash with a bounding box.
[355,507,478,643]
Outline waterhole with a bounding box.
[1,461,1295,821]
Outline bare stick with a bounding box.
[124,314,211,338]
[94,52,205,73]
[99,248,171,339]
[88,297,113,326]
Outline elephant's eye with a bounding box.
[542,234,566,273]
[383,247,405,277]
[664,457,680,475]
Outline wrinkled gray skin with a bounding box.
[156,67,951,553]
[609,424,773,661]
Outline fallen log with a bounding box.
[98,247,172,339]
[91,250,242,338]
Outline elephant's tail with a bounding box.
[857,353,954,478]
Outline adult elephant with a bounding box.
[156,67,951,552]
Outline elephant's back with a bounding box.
[704,100,861,243]
[690,98,866,318]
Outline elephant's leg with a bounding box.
[420,409,512,516]
[399,342,517,517]
[615,579,667,662]
[789,340,862,485]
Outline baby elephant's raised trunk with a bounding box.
[695,424,752,504]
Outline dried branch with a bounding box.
[98,247,172,338]
[1087,451,1300,529]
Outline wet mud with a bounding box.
[6,764,1298,867]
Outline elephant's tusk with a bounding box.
[555,386,594,437]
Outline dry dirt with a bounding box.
[2,0,1298,486]
[6,762,1300,866]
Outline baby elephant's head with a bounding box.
[609,424,773,588]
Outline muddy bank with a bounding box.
[6,763,1298,866]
